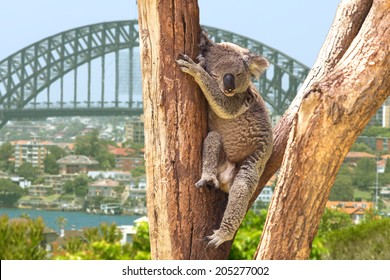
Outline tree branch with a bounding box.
[250,0,374,208]
[255,0,389,260]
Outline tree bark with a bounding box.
[255,0,390,259]
[249,0,374,207]
[138,0,231,259]
[138,0,389,260]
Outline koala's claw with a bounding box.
[176,53,199,76]
[204,230,230,248]
[177,53,194,62]
[195,175,219,189]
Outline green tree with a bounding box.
[44,146,66,174]
[62,174,89,197]
[0,215,46,259]
[63,180,75,195]
[329,165,354,201]
[316,208,353,234]
[310,208,353,260]
[75,129,100,157]
[53,221,151,260]
[129,221,151,260]
[0,178,24,206]
[0,142,14,173]
[350,142,374,153]
[352,158,376,191]
[132,164,145,178]
[73,174,89,197]
[74,130,115,170]
[229,210,267,260]
[384,158,390,174]
[95,150,115,170]
[362,126,390,137]
[17,162,39,182]
[56,216,67,231]
[322,218,390,259]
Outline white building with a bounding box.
[257,186,274,203]
[13,138,53,170]
[88,171,132,184]
[125,115,144,144]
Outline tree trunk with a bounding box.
[138,0,389,260]
[138,0,231,259]
[255,0,390,259]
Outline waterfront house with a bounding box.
[43,174,79,194]
[326,201,374,224]
[129,177,146,200]
[87,179,121,199]
[57,155,99,175]
[88,170,132,184]
[51,228,86,252]
[28,184,53,197]
[108,147,140,171]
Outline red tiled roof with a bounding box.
[109,147,135,156]
[326,201,373,215]
[346,152,376,159]
[11,140,53,146]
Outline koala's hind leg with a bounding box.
[195,131,223,190]
[206,151,265,248]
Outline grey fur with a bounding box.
[176,31,273,248]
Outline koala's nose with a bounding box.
[223,74,235,93]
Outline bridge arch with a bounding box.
[0,20,309,128]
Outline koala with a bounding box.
[176,31,273,248]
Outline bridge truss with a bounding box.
[0,20,309,128]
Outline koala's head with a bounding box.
[197,31,269,96]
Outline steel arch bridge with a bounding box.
[0,20,309,129]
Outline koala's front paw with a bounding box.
[176,54,201,77]
[195,175,219,189]
[204,229,233,248]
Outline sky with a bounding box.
[0,0,341,67]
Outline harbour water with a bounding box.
[0,207,141,230]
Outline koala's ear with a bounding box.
[245,53,269,79]
[199,30,214,54]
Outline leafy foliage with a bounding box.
[0,211,151,260]
[350,142,374,153]
[322,218,390,259]
[0,178,24,206]
[229,210,267,259]
[310,208,353,259]
[44,146,67,174]
[362,126,390,137]
[316,208,353,234]
[352,158,376,191]
[229,208,357,260]
[0,142,15,173]
[131,164,146,178]
[62,174,90,197]
[74,129,115,170]
[129,221,151,260]
[0,215,46,259]
[55,222,151,260]
[17,162,39,182]
[329,165,354,201]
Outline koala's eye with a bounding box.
[211,73,218,78]
[237,72,243,77]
